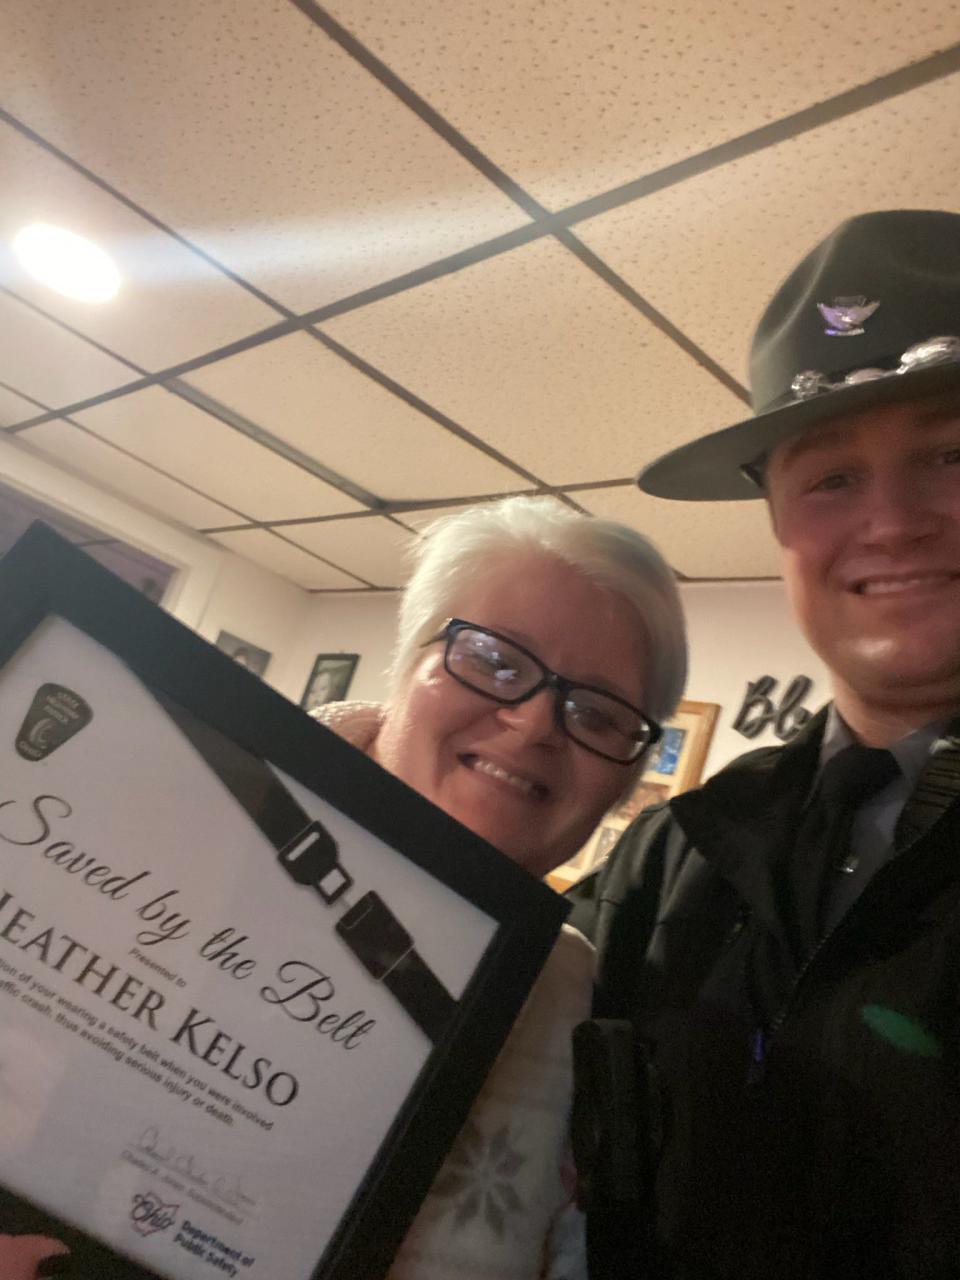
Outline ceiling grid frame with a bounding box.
[0,1,957,589]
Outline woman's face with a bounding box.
[373,553,649,876]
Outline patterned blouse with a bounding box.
[312,701,591,1280]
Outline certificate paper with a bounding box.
[0,525,566,1280]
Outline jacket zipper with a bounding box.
[747,927,839,1084]
[746,835,920,1084]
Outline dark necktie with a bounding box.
[788,742,900,956]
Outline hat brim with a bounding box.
[638,361,960,501]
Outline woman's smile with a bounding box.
[458,752,550,800]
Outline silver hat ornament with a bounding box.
[791,335,960,402]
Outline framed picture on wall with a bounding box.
[0,522,567,1280]
[639,699,721,797]
[215,629,272,678]
[0,474,178,604]
[548,699,721,890]
[300,654,360,712]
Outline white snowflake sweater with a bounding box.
[312,701,591,1280]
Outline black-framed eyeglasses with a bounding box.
[429,618,661,765]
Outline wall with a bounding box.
[191,551,314,702]
[293,580,830,779]
[680,580,829,778]
[293,592,399,706]
[1,433,221,625]
[2,436,830,767]
[0,434,312,703]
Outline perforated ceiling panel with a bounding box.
[1,0,958,591]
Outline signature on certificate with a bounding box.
[134,1125,259,1214]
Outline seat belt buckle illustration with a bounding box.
[278,818,354,904]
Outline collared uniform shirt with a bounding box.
[818,707,953,930]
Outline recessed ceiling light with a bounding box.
[12,222,121,303]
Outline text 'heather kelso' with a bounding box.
[0,887,301,1109]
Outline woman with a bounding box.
[314,496,686,1279]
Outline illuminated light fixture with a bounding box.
[12,222,121,303]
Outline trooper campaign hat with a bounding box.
[638,209,960,501]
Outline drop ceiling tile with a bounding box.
[0,382,41,427]
[576,485,781,579]
[326,237,746,483]
[325,0,959,209]
[210,527,366,590]
[579,73,960,384]
[21,420,238,529]
[284,516,415,588]
[392,503,496,534]
[186,332,527,500]
[0,292,133,407]
[64,386,365,522]
[0,0,527,314]
[0,124,277,371]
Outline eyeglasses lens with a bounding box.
[446,628,533,698]
[446,627,647,763]
[562,691,646,762]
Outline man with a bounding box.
[568,209,960,1280]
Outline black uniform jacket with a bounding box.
[567,709,960,1280]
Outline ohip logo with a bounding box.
[130,1190,179,1237]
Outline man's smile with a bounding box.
[845,569,960,596]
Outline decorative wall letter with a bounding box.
[732,674,814,742]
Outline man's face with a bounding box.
[767,394,960,713]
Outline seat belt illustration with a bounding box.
[155,692,457,1044]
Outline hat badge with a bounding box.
[817,296,880,337]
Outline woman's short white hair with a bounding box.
[389,496,687,723]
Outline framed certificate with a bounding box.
[0,523,567,1280]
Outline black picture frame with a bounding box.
[215,630,272,679]
[300,654,359,711]
[0,522,567,1280]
